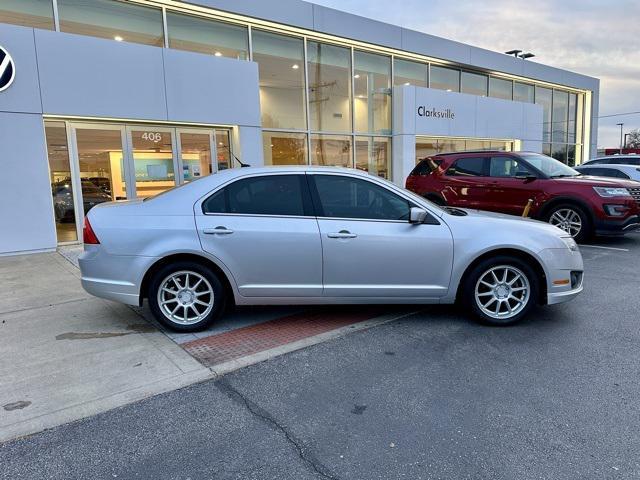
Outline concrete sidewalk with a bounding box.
[0,252,213,443]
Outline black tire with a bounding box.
[461,255,539,326]
[543,203,591,243]
[147,260,226,332]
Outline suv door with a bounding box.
[196,173,322,297]
[309,173,454,298]
[485,155,541,216]
[443,156,490,209]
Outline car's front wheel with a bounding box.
[545,203,591,242]
[462,256,539,326]
[148,261,226,332]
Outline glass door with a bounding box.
[126,127,178,198]
[178,129,215,182]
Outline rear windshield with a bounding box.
[411,158,443,176]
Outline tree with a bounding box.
[627,129,640,148]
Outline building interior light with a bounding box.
[446,89,452,92]
[214,51,222,57]
[292,64,299,69]
[354,74,360,79]
[114,35,123,42]
[404,82,411,86]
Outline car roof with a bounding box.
[577,164,638,170]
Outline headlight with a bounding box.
[593,186,632,198]
[560,236,579,251]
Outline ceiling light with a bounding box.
[214,51,222,57]
[446,89,452,92]
[292,64,299,69]
[404,82,411,86]
[354,74,360,79]
[114,35,123,42]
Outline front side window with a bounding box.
[313,175,410,221]
[488,157,533,178]
[447,157,486,177]
[203,175,307,216]
[518,153,580,178]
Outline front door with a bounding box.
[309,173,454,298]
[486,155,541,216]
[196,173,322,297]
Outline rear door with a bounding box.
[443,156,490,209]
[195,173,322,297]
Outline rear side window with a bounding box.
[203,175,308,216]
[601,168,630,179]
[447,157,486,177]
[412,158,443,176]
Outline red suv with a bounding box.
[406,151,640,241]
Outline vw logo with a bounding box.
[0,46,16,92]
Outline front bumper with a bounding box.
[594,214,640,236]
[547,283,584,305]
[538,247,584,306]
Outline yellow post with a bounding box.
[522,199,534,218]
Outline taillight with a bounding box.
[83,217,100,244]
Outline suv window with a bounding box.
[313,175,411,221]
[446,157,486,177]
[412,158,443,176]
[203,175,307,216]
[488,157,534,178]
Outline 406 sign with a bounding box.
[141,132,163,143]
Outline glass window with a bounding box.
[430,65,460,92]
[75,127,126,201]
[307,41,351,132]
[488,156,533,178]
[262,131,308,166]
[568,93,578,144]
[416,139,438,161]
[252,30,306,130]
[536,87,553,143]
[46,122,77,242]
[354,50,391,134]
[437,139,465,154]
[203,175,306,216]
[180,132,212,182]
[355,137,391,179]
[167,12,248,60]
[0,0,54,30]
[310,134,352,168]
[552,90,569,144]
[130,129,175,198]
[514,82,534,103]
[58,0,164,47]
[447,157,486,177]
[551,143,568,164]
[394,58,428,88]
[216,130,233,170]
[489,77,513,100]
[461,71,487,96]
[313,175,410,221]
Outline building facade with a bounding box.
[0,0,599,255]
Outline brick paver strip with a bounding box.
[183,307,384,367]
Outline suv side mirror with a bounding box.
[409,207,428,224]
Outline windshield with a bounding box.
[519,153,580,178]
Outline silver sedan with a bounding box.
[79,167,584,331]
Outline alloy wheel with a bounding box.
[157,270,215,325]
[474,265,531,320]
[549,208,582,238]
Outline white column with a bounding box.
[234,126,264,168]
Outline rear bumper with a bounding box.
[594,214,640,236]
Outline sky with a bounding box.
[311,0,640,149]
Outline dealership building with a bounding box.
[0,0,599,255]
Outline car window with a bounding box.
[412,158,443,176]
[603,168,630,179]
[488,157,534,178]
[446,157,486,177]
[313,175,411,221]
[203,175,307,216]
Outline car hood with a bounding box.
[449,208,568,239]
[552,175,639,188]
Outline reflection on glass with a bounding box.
[568,93,578,143]
[46,122,77,242]
[310,134,352,168]
[130,129,175,198]
[355,137,391,179]
[552,90,569,143]
[552,143,568,164]
[416,140,438,163]
[536,86,553,143]
[461,71,488,96]
[543,143,552,156]
[430,65,460,92]
[180,132,212,182]
[416,137,514,162]
[0,0,54,30]
[354,50,391,134]
[216,130,233,170]
[307,41,352,132]
[58,0,164,46]
[253,30,306,129]
[167,12,248,59]
[394,59,428,87]
[262,131,308,166]
[567,144,578,167]
[514,82,535,103]
[437,139,465,154]
[489,77,513,100]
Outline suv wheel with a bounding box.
[545,203,591,242]
[148,261,226,332]
[462,256,539,326]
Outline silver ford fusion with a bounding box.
[79,167,584,331]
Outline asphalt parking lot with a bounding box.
[1,232,640,479]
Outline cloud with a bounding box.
[311,0,640,148]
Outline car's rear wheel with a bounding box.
[545,203,591,242]
[462,256,539,326]
[148,261,226,332]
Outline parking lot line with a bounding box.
[579,244,630,252]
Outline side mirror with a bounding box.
[409,207,428,224]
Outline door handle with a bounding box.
[203,227,234,235]
[327,230,357,239]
